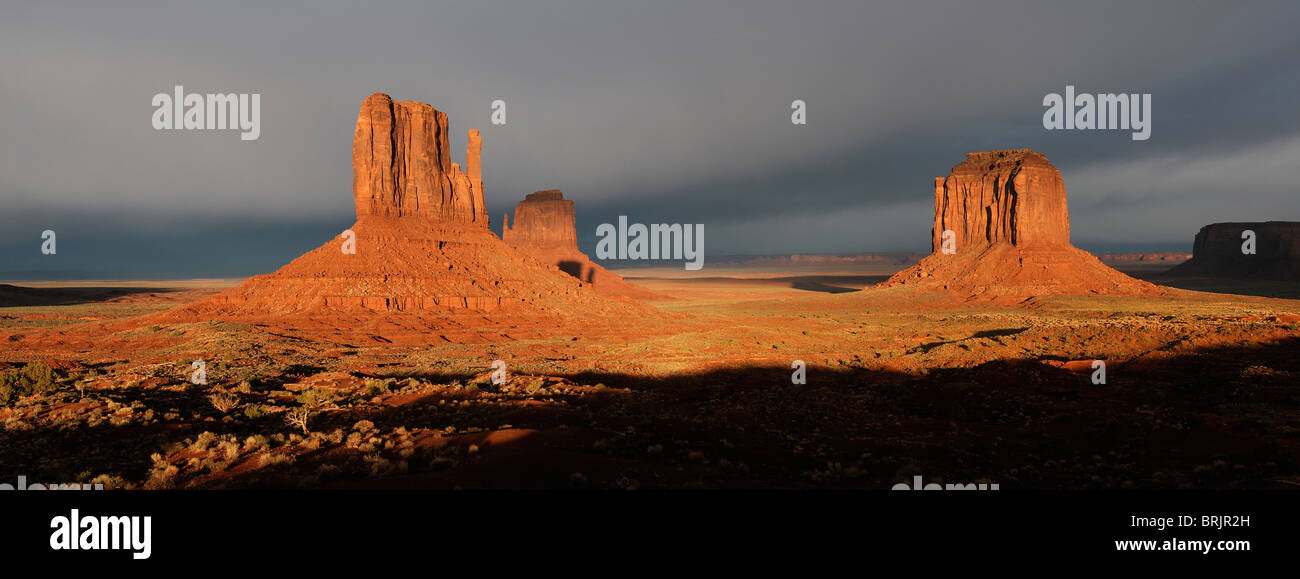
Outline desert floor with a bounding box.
[1,263,1298,489]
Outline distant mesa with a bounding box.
[1096,252,1192,266]
[881,149,1163,298]
[162,93,642,322]
[1167,222,1300,280]
[503,190,657,299]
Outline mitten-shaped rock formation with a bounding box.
[161,93,646,327]
[353,93,488,225]
[882,149,1161,298]
[1167,222,1300,280]
[503,190,656,299]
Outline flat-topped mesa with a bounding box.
[1168,222,1300,280]
[352,93,489,225]
[502,190,579,251]
[933,149,1069,252]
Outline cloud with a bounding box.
[2,0,1299,275]
[1068,133,1300,245]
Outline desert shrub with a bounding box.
[284,407,311,434]
[365,378,390,396]
[89,474,127,490]
[0,362,58,405]
[208,391,239,414]
[243,434,270,452]
[326,429,345,444]
[524,377,546,395]
[219,440,240,460]
[303,436,321,450]
[1240,365,1284,379]
[295,388,334,408]
[243,404,266,419]
[345,431,364,448]
[191,431,218,451]
[258,453,295,468]
[352,419,375,433]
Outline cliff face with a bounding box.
[932,149,1070,252]
[352,93,488,225]
[1168,222,1300,280]
[883,149,1161,299]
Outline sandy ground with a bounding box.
[1,263,1298,489]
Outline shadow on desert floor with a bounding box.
[5,336,1297,490]
[0,284,191,307]
[1130,273,1300,300]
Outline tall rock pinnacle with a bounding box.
[467,129,486,223]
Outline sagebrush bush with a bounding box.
[295,387,334,408]
[208,391,238,414]
[0,362,57,405]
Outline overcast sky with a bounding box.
[2,0,1298,277]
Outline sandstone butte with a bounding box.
[1167,221,1300,281]
[161,93,646,323]
[502,190,657,299]
[881,149,1163,298]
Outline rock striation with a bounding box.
[882,149,1161,298]
[1167,222,1300,280]
[162,93,645,326]
[503,190,656,299]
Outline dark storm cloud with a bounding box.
[2,0,1298,275]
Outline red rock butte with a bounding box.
[503,190,656,299]
[882,149,1162,298]
[161,93,644,324]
